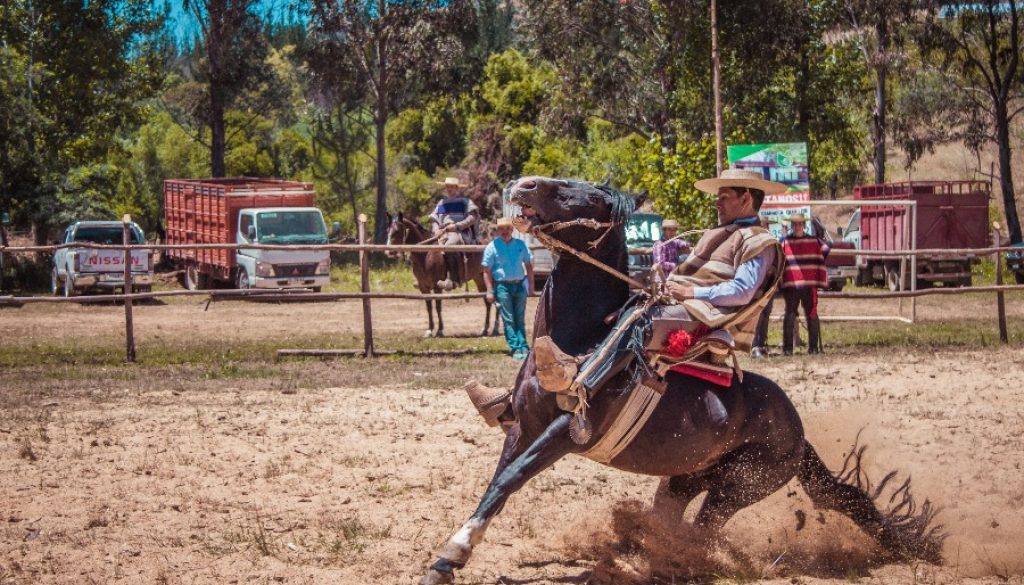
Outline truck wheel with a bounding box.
[311,287,322,293]
[51,269,61,296]
[829,280,846,293]
[1015,272,1024,285]
[236,268,251,290]
[884,265,900,291]
[185,264,204,291]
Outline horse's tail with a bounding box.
[796,439,946,564]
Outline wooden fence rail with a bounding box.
[1,217,1021,359]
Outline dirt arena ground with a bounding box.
[1,293,1023,584]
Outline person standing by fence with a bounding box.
[482,217,534,360]
[781,213,829,355]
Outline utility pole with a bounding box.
[711,0,723,174]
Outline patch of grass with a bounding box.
[763,318,1024,352]
[0,332,509,370]
[327,262,418,293]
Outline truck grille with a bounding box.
[273,263,318,277]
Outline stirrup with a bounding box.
[533,336,578,393]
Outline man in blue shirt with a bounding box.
[482,217,534,360]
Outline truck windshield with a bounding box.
[73,226,144,244]
[257,211,328,244]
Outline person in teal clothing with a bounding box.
[482,217,535,359]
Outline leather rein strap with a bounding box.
[528,219,647,291]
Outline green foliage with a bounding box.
[635,135,719,231]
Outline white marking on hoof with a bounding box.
[424,330,434,338]
[439,518,490,564]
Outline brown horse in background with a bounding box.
[386,212,499,338]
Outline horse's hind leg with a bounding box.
[653,472,713,521]
[420,414,575,585]
[435,299,445,337]
[694,443,803,533]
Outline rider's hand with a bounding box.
[444,224,457,233]
[665,281,694,300]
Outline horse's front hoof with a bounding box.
[435,330,445,338]
[424,330,434,338]
[419,568,455,585]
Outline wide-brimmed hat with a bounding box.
[787,213,807,224]
[694,169,787,195]
[661,219,680,230]
[496,216,514,228]
[436,176,463,187]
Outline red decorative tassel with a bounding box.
[663,326,707,357]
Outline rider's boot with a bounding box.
[437,253,461,291]
[807,316,822,354]
[533,336,577,393]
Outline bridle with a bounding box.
[526,218,647,290]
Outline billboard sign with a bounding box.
[727,142,810,239]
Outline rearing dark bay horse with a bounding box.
[418,177,943,584]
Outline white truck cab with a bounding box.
[235,207,333,291]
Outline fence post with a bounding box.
[358,214,375,357]
[122,215,136,363]
[993,225,1008,343]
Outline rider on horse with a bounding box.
[431,177,480,291]
[535,169,787,394]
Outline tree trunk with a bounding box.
[211,87,227,178]
[373,105,388,244]
[872,18,888,185]
[711,0,723,174]
[995,100,1023,243]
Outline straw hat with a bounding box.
[694,169,787,195]
[661,219,680,230]
[437,176,463,187]
[787,213,807,224]
[496,216,514,228]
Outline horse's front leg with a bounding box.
[425,299,435,338]
[419,414,574,585]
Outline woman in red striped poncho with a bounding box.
[780,213,830,354]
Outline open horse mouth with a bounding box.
[508,178,543,226]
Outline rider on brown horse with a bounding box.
[431,177,480,291]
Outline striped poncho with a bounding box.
[780,235,830,289]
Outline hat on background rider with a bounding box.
[430,176,479,291]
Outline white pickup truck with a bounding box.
[51,221,154,297]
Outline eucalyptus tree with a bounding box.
[917,0,1024,243]
[307,0,476,243]
[0,0,163,235]
[177,0,273,177]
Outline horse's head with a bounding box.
[507,176,645,250]
[385,212,406,257]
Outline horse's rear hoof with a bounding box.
[435,330,445,338]
[419,568,455,585]
[424,330,434,338]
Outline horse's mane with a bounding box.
[592,182,638,225]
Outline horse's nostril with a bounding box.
[519,179,537,190]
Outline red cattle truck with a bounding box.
[164,178,339,291]
[842,181,990,290]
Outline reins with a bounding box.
[527,219,647,291]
